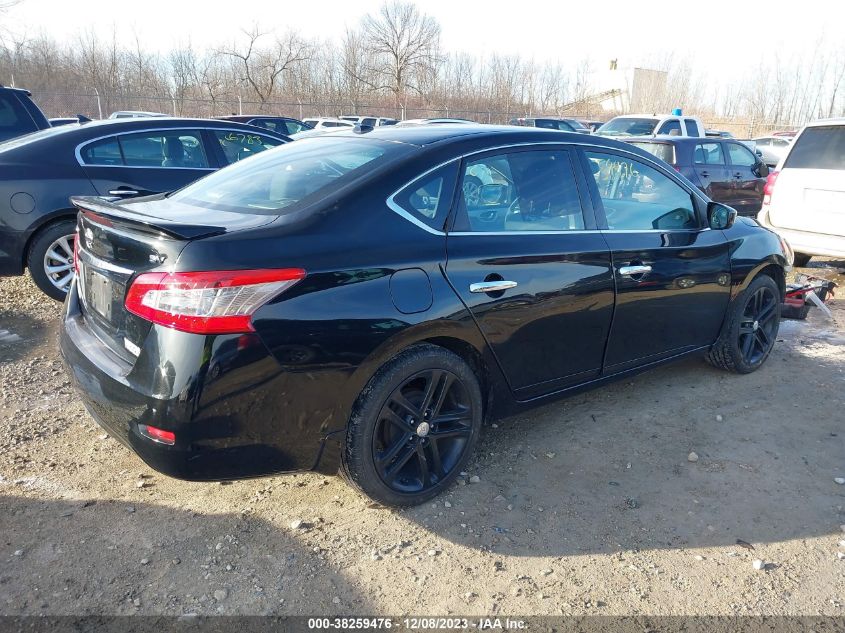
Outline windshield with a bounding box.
[595,117,659,137]
[0,124,79,153]
[170,136,410,214]
[627,142,676,164]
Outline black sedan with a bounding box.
[215,115,311,136]
[625,137,769,217]
[60,125,791,506]
[0,118,288,300]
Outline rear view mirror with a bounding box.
[479,183,507,205]
[708,201,737,230]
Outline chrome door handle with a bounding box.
[469,280,518,293]
[619,265,652,277]
[108,189,138,196]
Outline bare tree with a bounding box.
[359,1,441,110]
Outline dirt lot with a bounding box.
[1,262,844,617]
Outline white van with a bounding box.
[757,118,845,265]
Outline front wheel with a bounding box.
[341,344,483,506]
[706,274,781,373]
[27,220,77,302]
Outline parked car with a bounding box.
[215,115,311,136]
[0,118,288,300]
[705,129,735,139]
[61,124,789,506]
[771,130,798,139]
[579,120,605,133]
[508,117,589,133]
[108,111,169,119]
[751,136,792,167]
[340,115,398,127]
[595,114,705,138]
[626,137,769,217]
[301,117,355,130]
[49,117,81,127]
[757,118,845,266]
[0,85,50,142]
[396,118,475,126]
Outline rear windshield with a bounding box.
[784,126,845,170]
[595,117,658,137]
[0,124,78,153]
[170,137,410,214]
[627,142,675,164]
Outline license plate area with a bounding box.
[79,260,125,329]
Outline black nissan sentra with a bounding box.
[61,125,792,506]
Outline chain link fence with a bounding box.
[33,92,803,138]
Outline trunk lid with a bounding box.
[72,195,279,363]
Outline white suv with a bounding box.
[757,119,845,266]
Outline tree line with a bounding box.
[2,1,844,126]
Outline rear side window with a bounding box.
[212,130,280,164]
[684,119,700,136]
[0,92,33,135]
[694,143,725,165]
[119,131,208,168]
[391,163,458,231]
[80,138,123,165]
[785,126,845,170]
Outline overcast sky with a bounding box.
[5,0,843,82]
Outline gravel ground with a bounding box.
[1,262,844,617]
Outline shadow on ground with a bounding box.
[0,496,373,616]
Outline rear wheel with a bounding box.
[793,253,812,267]
[706,274,781,373]
[341,344,483,506]
[27,220,77,301]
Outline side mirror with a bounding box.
[708,201,737,230]
[479,183,508,205]
[754,162,769,178]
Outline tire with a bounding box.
[706,274,781,374]
[341,344,483,507]
[792,253,812,267]
[27,220,77,302]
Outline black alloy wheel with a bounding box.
[372,369,473,494]
[341,344,483,506]
[738,284,779,365]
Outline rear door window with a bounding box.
[118,131,208,168]
[80,137,123,165]
[694,143,726,165]
[212,129,281,164]
[784,126,845,170]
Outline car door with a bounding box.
[725,141,766,215]
[443,146,615,399]
[79,128,216,199]
[579,147,731,374]
[692,141,732,202]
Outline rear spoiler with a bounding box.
[71,196,227,240]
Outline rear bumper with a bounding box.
[60,282,337,480]
[757,209,845,258]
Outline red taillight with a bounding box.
[762,170,779,206]
[72,230,80,274]
[125,268,306,335]
[138,424,176,445]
